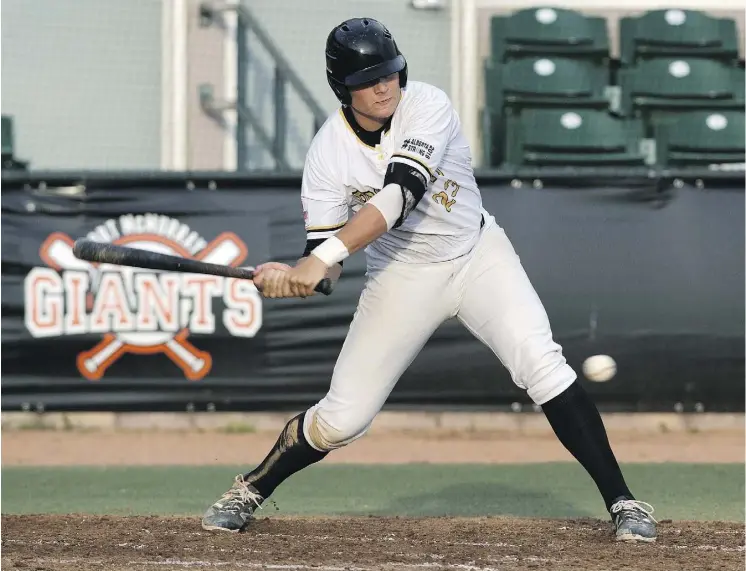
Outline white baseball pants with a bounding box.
[303,216,577,451]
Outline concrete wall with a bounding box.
[1,0,163,170]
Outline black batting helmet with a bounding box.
[325,18,408,106]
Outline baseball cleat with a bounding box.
[610,498,658,542]
[201,474,264,533]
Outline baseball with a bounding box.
[582,354,617,382]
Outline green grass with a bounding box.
[216,422,257,434]
[2,463,742,522]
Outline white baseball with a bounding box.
[582,354,617,382]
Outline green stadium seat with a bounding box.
[482,56,612,166]
[619,58,745,119]
[490,7,609,63]
[504,108,646,166]
[493,56,610,111]
[620,9,740,66]
[654,110,745,166]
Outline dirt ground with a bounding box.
[3,427,744,570]
[2,514,744,571]
[3,427,744,466]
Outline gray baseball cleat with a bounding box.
[201,474,264,533]
[610,498,658,542]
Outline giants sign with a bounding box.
[24,214,262,381]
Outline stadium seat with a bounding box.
[482,56,612,166]
[490,56,610,112]
[618,58,745,120]
[620,9,740,66]
[504,108,647,166]
[654,110,745,166]
[490,7,609,63]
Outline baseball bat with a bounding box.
[72,239,334,296]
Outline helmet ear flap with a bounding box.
[326,72,351,105]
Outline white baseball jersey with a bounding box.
[301,81,486,266]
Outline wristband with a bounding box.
[311,236,349,267]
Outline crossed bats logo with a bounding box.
[26,222,258,382]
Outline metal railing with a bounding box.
[198,2,327,171]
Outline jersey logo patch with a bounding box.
[401,138,435,160]
[351,187,379,207]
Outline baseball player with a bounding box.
[201,17,657,542]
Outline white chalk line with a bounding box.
[217,531,746,554]
[21,555,746,571]
[656,544,745,552]
[4,534,743,554]
[12,560,501,571]
[253,533,523,549]
[133,562,504,571]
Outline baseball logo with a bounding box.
[24,214,262,381]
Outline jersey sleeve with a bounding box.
[388,88,457,182]
[300,144,348,241]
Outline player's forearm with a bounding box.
[309,183,403,267]
[331,182,404,254]
[334,204,389,255]
[304,210,383,272]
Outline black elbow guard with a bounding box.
[383,162,428,228]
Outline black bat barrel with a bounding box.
[72,239,334,295]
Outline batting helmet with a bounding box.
[325,18,408,106]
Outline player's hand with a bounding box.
[286,255,329,298]
[252,262,293,298]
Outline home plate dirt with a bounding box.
[2,515,744,571]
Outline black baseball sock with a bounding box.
[242,412,328,499]
[541,381,633,511]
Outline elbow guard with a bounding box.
[367,183,404,231]
[382,161,428,228]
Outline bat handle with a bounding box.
[314,278,334,296]
[250,273,334,296]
